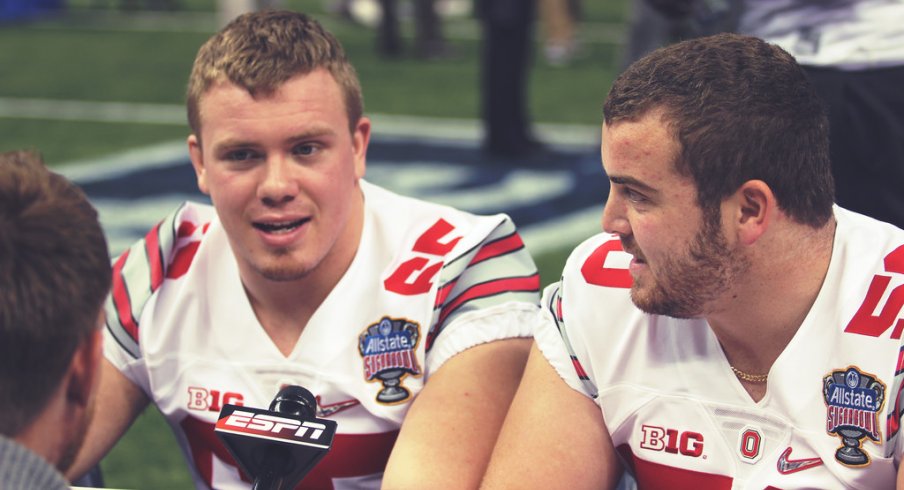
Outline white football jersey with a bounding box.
[104,180,540,489]
[535,206,904,489]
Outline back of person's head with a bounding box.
[604,32,834,228]
[0,151,111,437]
[186,9,363,136]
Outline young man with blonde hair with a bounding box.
[70,10,539,489]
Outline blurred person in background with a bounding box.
[738,0,904,230]
[539,0,581,67]
[631,0,904,230]
[376,0,450,59]
[0,151,111,490]
[621,0,741,69]
[477,0,543,159]
[217,0,282,26]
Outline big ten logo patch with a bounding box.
[384,218,462,295]
[359,317,422,404]
[639,425,705,458]
[187,387,245,412]
[844,244,904,339]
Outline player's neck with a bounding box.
[240,201,365,356]
[708,217,836,399]
[15,386,70,470]
[251,304,314,357]
[242,259,354,356]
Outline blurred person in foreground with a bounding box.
[68,9,540,489]
[483,33,904,489]
[0,151,111,489]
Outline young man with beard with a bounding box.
[0,151,111,489]
[68,10,540,489]
[483,33,904,488]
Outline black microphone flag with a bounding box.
[215,385,338,490]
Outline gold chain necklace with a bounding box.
[730,365,768,383]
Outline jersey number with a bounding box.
[845,244,904,339]
[384,218,462,295]
[581,237,633,288]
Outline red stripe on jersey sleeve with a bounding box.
[437,274,540,326]
[434,278,458,309]
[111,249,139,343]
[145,223,165,291]
[469,233,524,266]
[166,241,201,280]
[887,381,904,440]
[177,220,197,238]
[896,346,904,376]
[571,356,589,380]
[426,274,539,351]
[888,411,899,442]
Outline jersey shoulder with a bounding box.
[105,202,216,359]
[362,181,540,352]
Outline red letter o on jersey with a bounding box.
[738,427,763,463]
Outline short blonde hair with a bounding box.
[186,10,363,137]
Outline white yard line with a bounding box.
[0,97,185,125]
[0,95,602,255]
[0,96,600,146]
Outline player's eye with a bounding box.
[620,186,647,203]
[224,149,260,162]
[292,143,318,157]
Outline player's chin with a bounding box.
[628,282,664,313]
[258,263,314,282]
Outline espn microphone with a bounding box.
[214,385,338,490]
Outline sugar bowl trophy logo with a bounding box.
[823,367,886,466]
[359,317,422,404]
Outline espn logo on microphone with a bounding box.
[215,405,334,448]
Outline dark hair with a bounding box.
[0,151,111,435]
[604,33,834,227]
[187,10,363,136]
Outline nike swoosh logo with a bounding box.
[777,447,823,474]
[316,396,361,418]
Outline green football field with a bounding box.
[0,1,630,487]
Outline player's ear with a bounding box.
[188,134,210,195]
[351,117,370,180]
[731,179,773,246]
